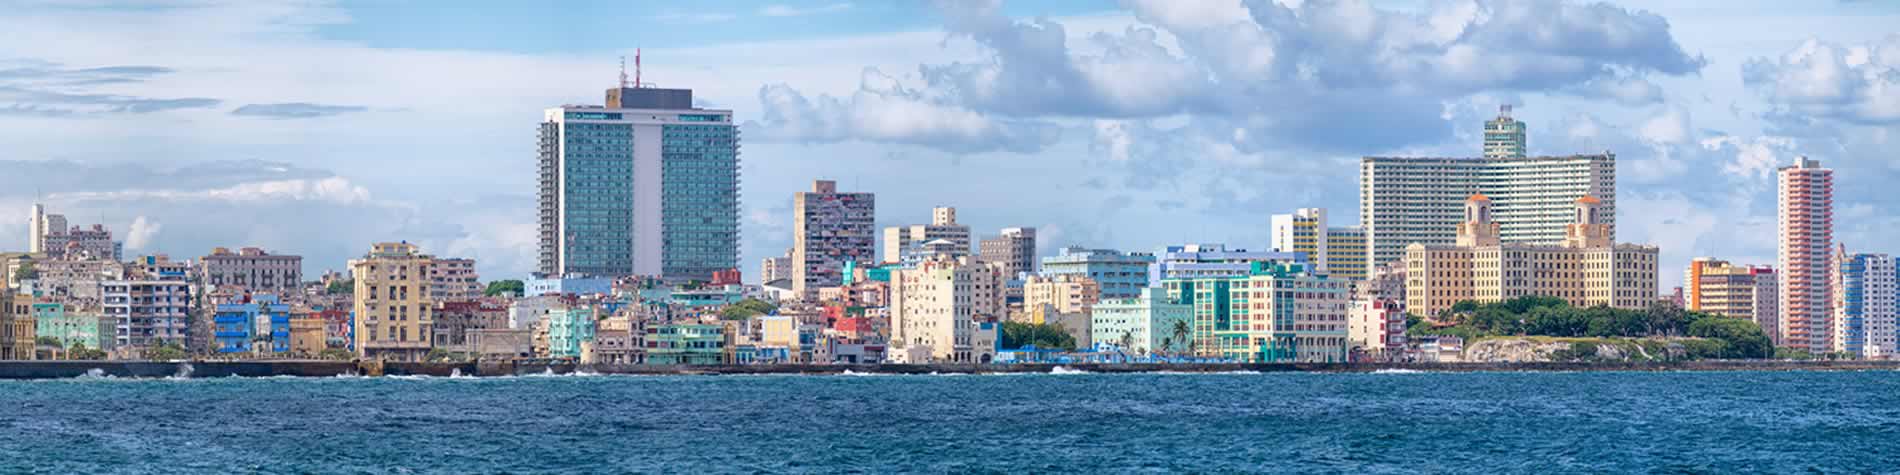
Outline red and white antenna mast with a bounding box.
[634,48,643,88]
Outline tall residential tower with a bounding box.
[792,180,875,298]
[1777,156,1832,352]
[1483,105,1526,158]
[537,78,740,282]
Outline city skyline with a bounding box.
[1,1,1898,292]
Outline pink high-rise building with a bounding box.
[1777,157,1833,352]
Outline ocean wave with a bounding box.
[1050,366,1090,375]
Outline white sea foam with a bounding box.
[1050,366,1090,375]
[1372,368,1426,374]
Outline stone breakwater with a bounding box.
[2,359,1899,380]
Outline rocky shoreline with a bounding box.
[1,359,1898,380]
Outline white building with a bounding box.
[1089,287,1191,355]
[1360,154,1616,275]
[887,256,1002,363]
[102,280,193,349]
[883,206,972,264]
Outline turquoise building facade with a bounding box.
[33,303,102,351]
[547,308,598,359]
[647,324,725,365]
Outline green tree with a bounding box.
[326,279,354,295]
[1687,317,1773,359]
[15,261,37,280]
[1170,319,1193,356]
[484,280,525,297]
[146,343,188,361]
[319,348,357,361]
[1000,322,1076,350]
[67,343,106,360]
[35,336,61,347]
[719,298,777,320]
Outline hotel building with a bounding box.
[537,83,740,282]
[1361,154,1616,275]
[1403,195,1658,318]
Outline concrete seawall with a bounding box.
[2,359,1898,380]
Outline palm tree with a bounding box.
[1170,320,1192,357]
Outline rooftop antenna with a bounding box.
[635,47,643,88]
[618,56,628,89]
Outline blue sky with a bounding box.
[1,0,1898,291]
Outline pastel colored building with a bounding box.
[1040,246,1155,301]
[1778,156,1833,352]
[1089,287,1192,355]
[883,206,971,264]
[200,247,303,294]
[1403,195,1658,319]
[1360,153,1616,275]
[34,303,101,352]
[537,83,741,282]
[792,180,876,298]
[1831,250,1895,358]
[1685,258,1780,345]
[1164,262,1352,363]
[213,294,292,354]
[429,258,481,302]
[646,324,726,365]
[889,255,1005,363]
[1149,243,1306,286]
[545,307,597,359]
[103,279,192,350]
[1269,209,1367,281]
[349,242,435,361]
[1022,274,1100,322]
[1348,297,1406,361]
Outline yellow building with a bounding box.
[1405,195,1659,318]
[1269,208,1368,281]
[1022,274,1099,323]
[349,242,436,361]
[289,314,326,356]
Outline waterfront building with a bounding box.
[201,247,303,294]
[348,242,435,361]
[1778,156,1833,352]
[1022,274,1099,320]
[8,300,34,361]
[429,258,481,302]
[536,81,741,282]
[213,294,291,354]
[1360,153,1616,274]
[883,206,971,264]
[595,313,644,364]
[977,227,1037,279]
[1089,287,1192,355]
[0,286,15,359]
[646,324,726,365]
[545,307,597,359]
[1269,209,1368,280]
[288,314,325,356]
[1040,247,1155,301]
[103,279,192,350]
[433,299,508,350]
[888,255,1004,363]
[1483,105,1527,158]
[34,303,101,351]
[1149,243,1306,286]
[1348,297,1406,361]
[759,249,792,284]
[1831,249,1895,358]
[1163,262,1352,362]
[1402,195,1658,318]
[1684,258,1780,344]
[792,180,875,298]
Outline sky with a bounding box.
[1,0,1898,291]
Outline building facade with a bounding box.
[646,324,725,365]
[1832,250,1895,358]
[1778,157,1833,352]
[545,307,597,359]
[213,294,292,354]
[1022,274,1100,322]
[429,258,481,301]
[1164,262,1352,363]
[1685,258,1781,343]
[102,279,192,350]
[977,227,1037,279]
[1089,287,1192,355]
[349,242,435,361]
[34,303,102,351]
[201,247,303,294]
[1348,297,1406,361]
[1040,247,1155,301]
[792,180,875,298]
[1149,243,1305,286]
[882,206,971,264]
[537,85,740,281]
[888,256,1004,363]
[759,250,792,284]
[1269,208,1368,280]
[1403,195,1658,318]
[1483,105,1527,158]
[1361,154,1616,275]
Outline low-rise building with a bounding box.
[1348,297,1406,361]
[1090,287,1192,355]
[545,307,596,359]
[288,313,326,356]
[646,324,725,365]
[213,294,292,354]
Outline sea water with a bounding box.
[2,371,1897,472]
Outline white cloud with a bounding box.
[746,68,1060,153]
[49,176,373,205]
[759,3,852,17]
[1744,34,1900,125]
[124,215,161,251]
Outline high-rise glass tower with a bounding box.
[538,84,740,281]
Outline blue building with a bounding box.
[214,294,292,354]
[537,83,740,282]
[1833,252,1896,358]
[1039,247,1156,300]
[1148,243,1306,287]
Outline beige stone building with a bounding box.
[1404,194,1658,318]
[888,255,1003,363]
[882,206,971,264]
[201,247,303,295]
[1022,274,1099,321]
[349,242,436,361]
[1685,258,1780,344]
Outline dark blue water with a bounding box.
[3,370,1898,473]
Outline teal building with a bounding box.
[646,324,725,365]
[34,303,102,351]
[547,308,598,359]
